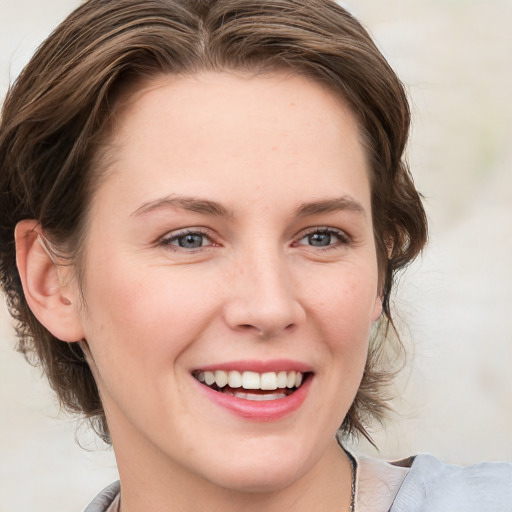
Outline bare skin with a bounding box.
[16,71,381,512]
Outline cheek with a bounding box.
[78,263,220,427]
[304,266,378,357]
[79,260,215,381]
[85,253,211,326]
[308,267,379,320]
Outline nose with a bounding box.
[223,249,306,338]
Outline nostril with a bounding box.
[236,322,298,337]
[238,324,258,332]
[224,294,305,337]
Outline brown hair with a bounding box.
[0,0,427,444]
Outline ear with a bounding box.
[15,220,85,342]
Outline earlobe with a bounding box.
[15,220,85,342]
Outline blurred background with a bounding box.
[1,0,511,510]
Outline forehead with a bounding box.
[95,70,370,216]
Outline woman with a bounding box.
[0,1,509,511]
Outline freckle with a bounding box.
[289,102,296,107]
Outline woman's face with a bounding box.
[74,71,381,492]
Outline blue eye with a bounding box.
[297,228,348,248]
[161,231,212,250]
[307,232,333,247]
[176,233,206,248]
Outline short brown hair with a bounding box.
[0,0,427,444]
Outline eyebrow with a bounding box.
[131,196,232,218]
[295,196,366,218]
[131,194,366,220]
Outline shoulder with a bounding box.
[391,454,512,512]
[83,481,120,512]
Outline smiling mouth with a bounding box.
[192,370,309,401]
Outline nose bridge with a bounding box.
[224,240,304,336]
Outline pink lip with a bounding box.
[194,373,312,421]
[195,359,313,373]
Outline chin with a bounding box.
[214,465,305,494]
[199,445,313,494]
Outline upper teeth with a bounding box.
[196,370,304,390]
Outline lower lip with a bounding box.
[195,376,312,421]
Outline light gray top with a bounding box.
[83,454,512,512]
[390,454,512,512]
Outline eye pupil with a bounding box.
[308,232,331,246]
[178,234,203,248]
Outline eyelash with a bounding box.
[293,227,351,250]
[158,226,351,253]
[159,228,215,252]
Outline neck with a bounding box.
[114,437,353,512]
